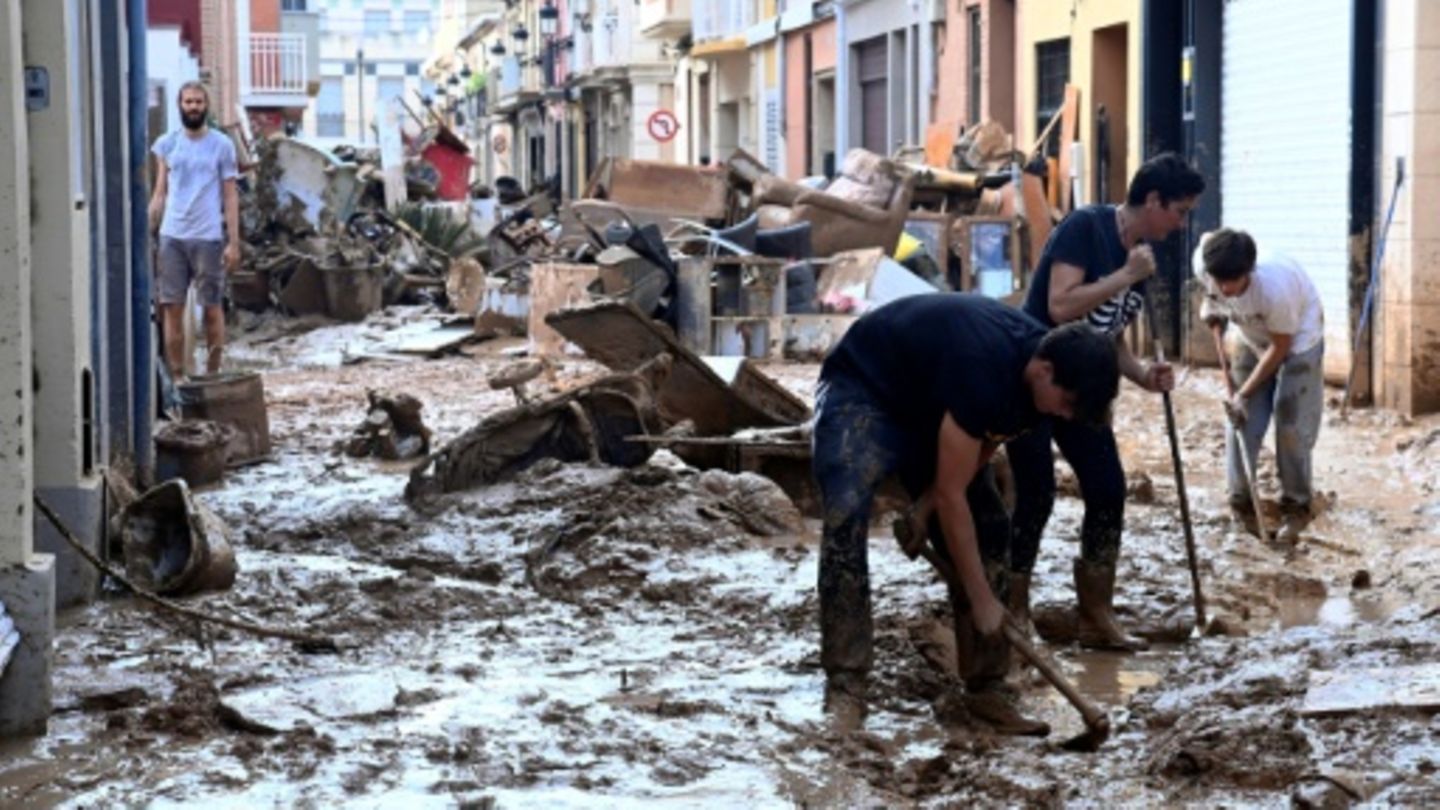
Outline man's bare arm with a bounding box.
[934,414,1004,635]
[222,177,240,271]
[148,159,169,232]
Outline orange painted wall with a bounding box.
[783,18,836,179]
[252,0,279,33]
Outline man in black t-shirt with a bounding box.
[813,294,1119,733]
[1005,153,1205,651]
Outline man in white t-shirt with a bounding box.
[148,81,240,378]
[1194,228,1325,543]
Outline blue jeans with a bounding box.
[1228,340,1324,513]
[812,375,1010,677]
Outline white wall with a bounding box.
[146,27,201,135]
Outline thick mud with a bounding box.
[2,313,1437,807]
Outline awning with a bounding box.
[690,36,747,58]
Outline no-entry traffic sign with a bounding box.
[647,109,680,143]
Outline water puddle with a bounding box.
[1276,593,1401,630]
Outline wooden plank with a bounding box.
[1300,663,1440,717]
[1046,157,1060,210]
[1021,173,1054,268]
[1057,84,1081,213]
[544,301,810,435]
[924,119,960,168]
[528,262,600,357]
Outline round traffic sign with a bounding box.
[647,109,680,143]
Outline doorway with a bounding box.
[1091,23,1128,204]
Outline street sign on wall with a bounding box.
[647,109,679,143]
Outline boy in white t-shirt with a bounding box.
[1194,228,1325,543]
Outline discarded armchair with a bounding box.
[749,148,916,258]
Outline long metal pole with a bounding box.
[1142,288,1207,631]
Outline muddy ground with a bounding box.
[2,308,1438,807]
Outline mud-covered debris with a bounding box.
[120,479,238,596]
[343,390,433,460]
[79,687,150,713]
[1127,471,1157,504]
[407,359,670,498]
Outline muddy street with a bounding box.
[1,313,1437,807]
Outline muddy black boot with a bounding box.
[823,670,868,732]
[1074,558,1148,652]
[1007,571,1036,640]
[952,581,1049,737]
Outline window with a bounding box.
[405,62,420,76]
[1035,38,1070,157]
[344,62,356,75]
[403,10,430,34]
[378,77,405,109]
[281,0,307,11]
[967,7,982,125]
[365,63,377,76]
[364,9,391,35]
[317,77,345,137]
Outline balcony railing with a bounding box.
[244,32,309,98]
[692,0,753,42]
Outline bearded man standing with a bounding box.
[148,81,241,378]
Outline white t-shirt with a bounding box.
[152,128,239,242]
[1193,246,1324,356]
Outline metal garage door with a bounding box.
[1222,0,1353,378]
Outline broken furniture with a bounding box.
[582,157,730,228]
[543,301,810,437]
[675,256,789,360]
[119,479,237,597]
[955,216,1022,299]
[414,124,474,202]
[750,148,918,258]
[406,356,672,498]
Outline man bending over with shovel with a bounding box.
[813,294,1119,734]
[1194,228,1325,544]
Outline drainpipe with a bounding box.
[127,0,153,483]
[835,1,849,159]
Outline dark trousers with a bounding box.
[1005,418,1125,574]
[813,375,1011,677]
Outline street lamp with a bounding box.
[539,1,558,38]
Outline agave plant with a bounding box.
[389,201,487,259]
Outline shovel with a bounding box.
[1140,288,1208,632]
[901,537,1112,751]
[1225,402,1271,544]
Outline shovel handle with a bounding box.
[911,542,1110,735]
[1001,621,1108,730]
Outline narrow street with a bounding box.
[2,310,1435,806]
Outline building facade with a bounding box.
[306,0,440,143]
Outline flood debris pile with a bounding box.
[235,132,487,323]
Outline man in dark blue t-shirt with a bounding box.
[1006,153,1205,651]
[813,294,1119,734]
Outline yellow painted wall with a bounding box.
[1017,0,1141,196]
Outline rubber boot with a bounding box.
[823,670,867,733]
[1007,571,1036,641]
[951,573,1050,737]
[1074,558,1148,652]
